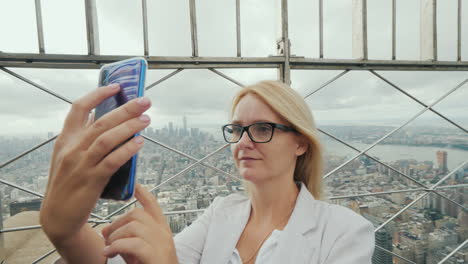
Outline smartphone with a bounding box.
[95,57,147,200]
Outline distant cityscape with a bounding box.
[0,121,466,264]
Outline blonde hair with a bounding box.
[230,80,324,200]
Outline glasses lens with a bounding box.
[250,123,273,142]
[223,125,242,142]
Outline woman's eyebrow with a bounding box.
[230,119,272,125]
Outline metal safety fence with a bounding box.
[0,0,467,263]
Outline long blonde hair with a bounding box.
[230,80,324,200]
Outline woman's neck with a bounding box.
[248,177,299,228]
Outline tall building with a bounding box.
[183,115,188,135]
[436,150,448,174]
[169,122,174,135]
[372,229,393,264]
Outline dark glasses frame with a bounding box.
[222,122,296,143]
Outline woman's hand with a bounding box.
[40,84,152,245]
[101,184,178,264]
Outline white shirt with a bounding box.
[107,182,375,263]
[228,229,282,264]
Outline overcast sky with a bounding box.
[1,0,467,137]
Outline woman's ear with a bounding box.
[295,135,308,156]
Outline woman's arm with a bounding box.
[40,84,152,263]
[52,224,106,264]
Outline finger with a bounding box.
[101,208,154,239]
[80,96,151,149]
[63,84,120,133]
[92,135,145,186]
[105,221,155,247]
[85,114,150,165]
[135,184,169,228]
[103,237,152,262]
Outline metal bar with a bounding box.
[2,53,468,70]
[142,135,241,182]
[0,179,45,199]
[303,70,349,99]
[320,127,468,212]
[457,0,462,61]
[433,0,437,61]
[0,219,110,233]
[34,0,45,54]
[236,0,241,57]
[370,70,467,133]
[0,67,73,104]
[330,188,428,200]
[319,128,427,188]
[281,0,291,84]
[0,135,57,169]
[145,69,184,91]
[319,0,323,58]
[362,0,368,59]
[438,239,467,264]
[142,0,149,56]
[375,160,467,232]
[392,0,396,60]
[435,183,468,190]
[32,248,57,264]
[84,0,100,55]
[375,245,416,264]
[164,208,205,216]
[105,143,230,219]
[323,78,468,179]
[332,184,468,200]
[208,68,245,87]
[189,0,199,57]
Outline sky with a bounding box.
[0,0,467,137]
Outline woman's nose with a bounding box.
[237,130,254,148]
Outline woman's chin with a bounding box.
[239,168,263,182]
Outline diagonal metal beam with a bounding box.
[319,128,468,212]
[375,245,416,264]
[0,135,57,169]
[375,160,467,232]
[323,78,468,180]
[303,70,349,99]
[105,143,230,219]
[0,67,73,104]
[330,184,468,200]
[0,178,105,220]
[142,135,241,182]
[208,68,245,87]
[438,238,467,264]
[370,70,467,133]
[145,68,184,91]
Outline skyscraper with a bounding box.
[436,150,448,174]
[183,115,187,135]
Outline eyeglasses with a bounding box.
[222,122,296,143]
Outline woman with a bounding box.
[40,80,375,264]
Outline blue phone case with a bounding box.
[95,57,147,200]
